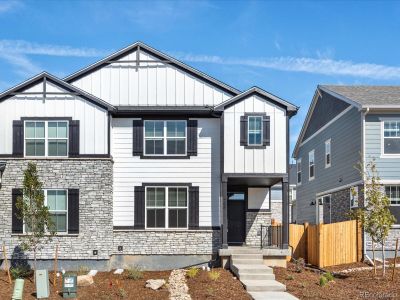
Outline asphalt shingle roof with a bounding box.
[320,85,400,106]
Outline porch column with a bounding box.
[282,177,289,249]
[222,178,228,249]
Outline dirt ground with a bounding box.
[186,268,251,300]
[274,261,400,300]
[0,267,249,299]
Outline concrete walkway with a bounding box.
[229,249,299,300]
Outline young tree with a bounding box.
[16,162,56,276]
[351,159,396,276]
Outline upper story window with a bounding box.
[145,186,188,229]
[385,185,400,205]
[383,120,400,155]
[325,139,331,168]
[144,120,186,156]
[297,159,302,184]
[25,121,68,157]
[309,150,315,181]
[350,186,359,208]
[248,116,263,146]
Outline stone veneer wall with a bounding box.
[365,228,400,251]
[245,211,272,246]
[113,230,221,255]
[0,159,113,260]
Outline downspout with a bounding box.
[361,107,369,260]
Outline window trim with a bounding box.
[247,115,263,146]
[143,120,187,157]
[144,186,189,229]
[385,185,400,206]
[325,139,331,168]
[381,119,400,157]
[309,149,315,181]
[24,120,69,158]
[297,159,302,185]
[350,186,359,208]
[23,189,68,234]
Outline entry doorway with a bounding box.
[227,191,246,245]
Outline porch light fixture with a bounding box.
[0,161,6,189]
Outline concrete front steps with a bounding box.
[230,252,298,300]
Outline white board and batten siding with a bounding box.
[223,94,287,174]
[70,50,232,107]
[0,80,108,155]
[112,118,221,227]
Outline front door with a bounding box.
[227,192,246,245]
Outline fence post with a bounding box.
[303,222,309,262]
[318,223,323,268]
[356,220,363,262]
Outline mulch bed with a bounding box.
[0,270,170,299]
[274,262,400,300]
[186,268,251,300]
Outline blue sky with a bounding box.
[1,0,400,157]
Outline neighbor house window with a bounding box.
[297,159,302,184]
[24,189,68,233]
[385,185,400,205]
[383,120,400,154]
[248,116,263,146]
[25,121,68,157]
[309,150,315,180]
[144,121,186,156]
[350,186,359,208]
[145,186,188,228]
[325,139,331,168]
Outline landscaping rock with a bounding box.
[88,270,98,276]
[114,269,124,275]
[77,275,94,286]
[145,279,166,290]
[168,269,191,300]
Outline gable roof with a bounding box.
[64,41,241,96]
[320,85,400,108]
[214,86,298,115]
[0,72,115,111]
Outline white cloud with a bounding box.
[0,40,108,57]
[174,53,400,81]
[0,52,41,77]
[0,1,22,13]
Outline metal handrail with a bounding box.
[260,224,283,249]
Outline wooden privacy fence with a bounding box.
[289,220,363,268]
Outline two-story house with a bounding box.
[293,85,400,258]
[0,42,298,270]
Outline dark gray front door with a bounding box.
[227,192,246,245]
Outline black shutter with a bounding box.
[188,186,199,229]
[134,186,145,229]
[68,189,79,234]
[263,115,271,146]
[187,120,198,156]
[12,120,24,157]
[132,120,144,156]
[240,116,248,146]
[69,120,80,157]
[12,189,23,234]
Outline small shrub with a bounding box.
[10,265,32,279]
[286,275,294,280]
[126,266,143,280]
[294,258,305,273]
[208,269,220,281]
[78,265,90,275]
[324,272,334,282]
[319,275,328,287]
[206,287,215,297]
[186,267,199,278]
[117,288,127,298]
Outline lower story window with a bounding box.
[350,186,359,208]
[385,185,400,205]
[146,186,188,229]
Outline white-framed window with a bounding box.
[325,139,331,168]
[297,159,302,185]
[145,186,188,228]
[289,186,296,202]
[383,120,400,155]
[25,121,68,157]
[248,116,263,146]
[24,189,68,233]
[309,150,315,181]
[385,185,400,206]
[144,120,187,156]
[350,186,359,208]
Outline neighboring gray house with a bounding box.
[0,41,298,270]
[293,85,400,257]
